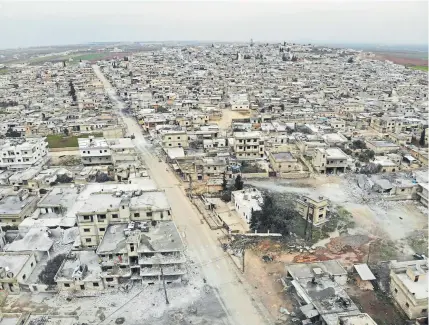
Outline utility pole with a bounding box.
[366,242,372,264]
[160,266,170,305]
[242,248,245,273]
[189,175,193,198]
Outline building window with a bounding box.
[106,278,113,282]
[134,213,140,218]
[405,303,409,308]
[422,309,427,313]
[22,274,26,280]
[93,282,99,287]
[64,283,70,287]
[99,228,105,232]
[112,214,118,218]
[83,216,90,220]
[31,262,34,267]
[85,238,91,243]
[84,229,90,232]
[146,211,152,217]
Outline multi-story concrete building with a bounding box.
[0,138,48,170]
[161,129,189,148]
[96,221,186,286]
[77,190,172,248]
[390,260,428,319]
[0,252,37,294]
[312,147,349,174]
[296,195,328,225]
[370,117,403,134]
[233,131,264,159]
[55,250,104,292]
[78,137,112,166]
[0,190,38,226]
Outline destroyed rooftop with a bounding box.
[55,250,101,282]
[96,221,183,254]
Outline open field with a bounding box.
[216,109,251,129]
[410,65,428,71]
[248,175,427,247]
[371,51,428,68]
[28,52,129,66]
[46,133,103,148]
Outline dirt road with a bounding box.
[92,65,271,325]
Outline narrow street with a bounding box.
[93,65,272,325]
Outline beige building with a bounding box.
[97,221,186,287]
[77,191,172,248]
[0,252,37,294]
[233,131,265,159]
[370,117,403,134]
[366,140,400,154]
[161,130,189,148]
[55,250,104,292]
[268,151,302,174]
[390,260,428,319]
[296,195,328,225]
[312,147,349,174]
[0,190,38,226]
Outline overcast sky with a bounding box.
[0,1,427,49]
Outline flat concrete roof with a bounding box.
[368,140,399,147]
[78,137,109,149]
[272,152,295,161]
[286,260,347,279]
[233,131,261,139]
[0,314,24,325]
[325,148,348,159]
[77,194,122,214]
[38,187,79,208]
[0,253,32,276]
[129,191,170,210]
[0,195,38,216]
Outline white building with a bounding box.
[231,188,263,224]
[0,138,48,170]
[78,137,112,166]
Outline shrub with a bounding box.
[38,254,66,285]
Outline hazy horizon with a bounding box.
[0,1,427,50]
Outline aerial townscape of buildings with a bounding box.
[0,41,427,325]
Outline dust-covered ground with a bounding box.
[248,174,428,260]
[216,109,250,130]
[1,261,229,325]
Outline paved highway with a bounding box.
[93,65,272,325]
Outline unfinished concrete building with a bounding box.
[96,221,186,286]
